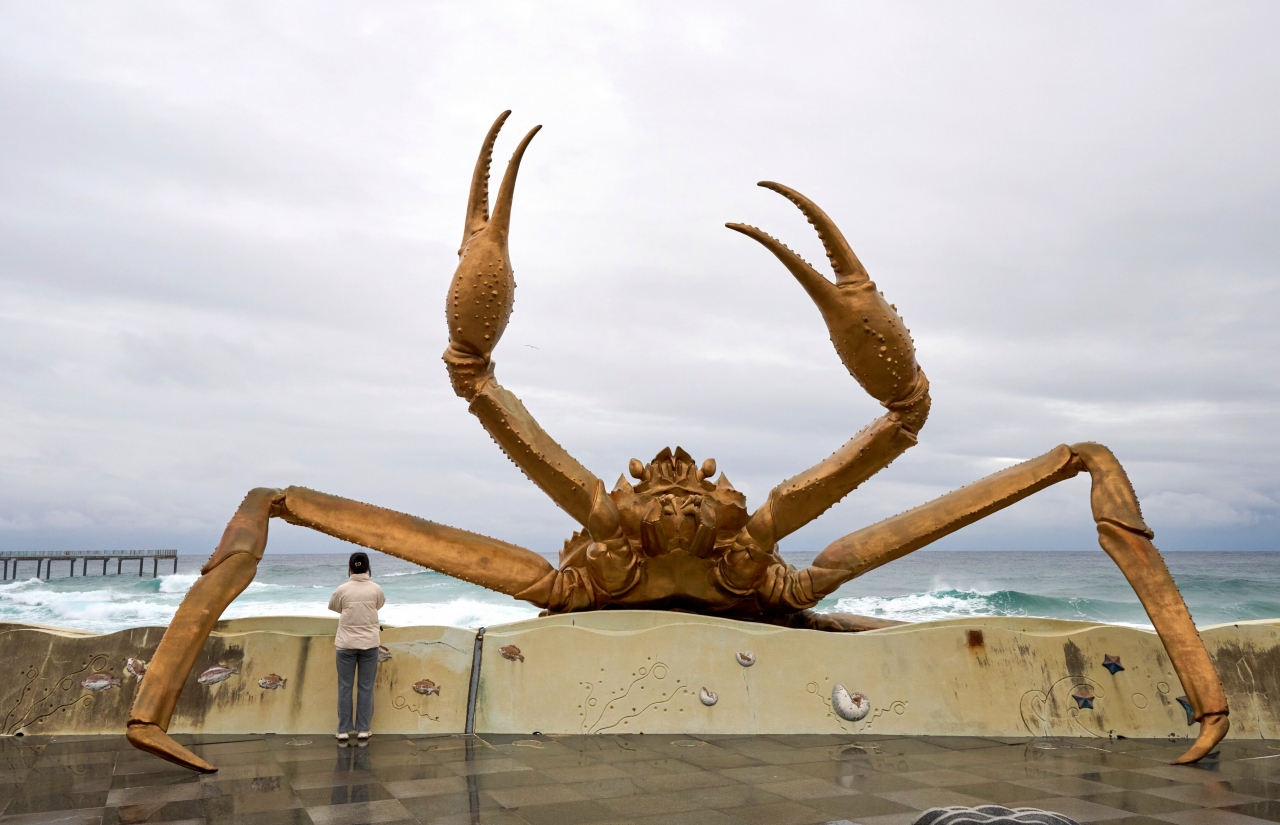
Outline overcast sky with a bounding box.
[1,2,1277,560]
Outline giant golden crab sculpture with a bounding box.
[127,112,1228,771]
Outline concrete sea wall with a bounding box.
[1,613,1276,741]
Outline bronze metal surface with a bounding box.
[127,111,1229,770]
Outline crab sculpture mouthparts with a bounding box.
[124,110,1230,772]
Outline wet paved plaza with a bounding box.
[1,733,1278,825]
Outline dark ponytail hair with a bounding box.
[349,552,370,576]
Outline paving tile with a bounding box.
[739,748,832,766]
[874,788,988,811]
[486,783,587,808]
[1081,790,1202,815]
[1222,800,1280,823]
[202,774,291,797]
[855,814,924,825]
[788,760,877,781]
[1020,795,1134,821]
[923,747,1032,769]
[671,782,786,809]
[947,781,1057,804]
[1135,764,1230,783]
[1154,808,1277,824]
[395,790,503,820]
[294,783,396,807]
[0,809,108,825]
[204,807,315,825]
[104,816,205,825]
[920,737,1010,750]
[32,754,115,770]
[518,754,608,771]
[304,798,411,825]
[724,800,827,825]
[597,790,702,817]
[102,798,205,824]
[201,762,286,783]
[368,763,450,783]
[472,769,557,791]
[633,771,735,793]
[426,811,529,825]
[898,769,991,787]
[862,739,947,756]
[289,770,378,790]
[805,792,917,819]
[381,775,470,798]
[511,799,619,825]
[201,787,305,818]
[713,765,810,785]
[968,762,1070,782]
[540,764,632,784]
[443,757,533,777]
[2,790,109,817]
[631,811,737,825]
[823,773,929,794]
[1014,775,1135,796]
[1145,783,1265,808]
[1210,778,1280,801]
[1086,771,1188,791]
[104,783,205,807]
[565,777,648,800]
[755,777,857,800]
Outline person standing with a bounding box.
[328,551,385,741]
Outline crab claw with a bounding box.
[728,183,928,430]
[444,110,541,399]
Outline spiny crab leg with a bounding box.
[443,109,541,397]
[726,184,931,551]
[804,443,1229,765]
[128,487,556,772]
[441,112,621,540]
[727,182,928,426]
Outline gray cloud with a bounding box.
[1,1,1277,560]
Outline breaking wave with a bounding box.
[2,551,1276,633]
[820,588,1152,627]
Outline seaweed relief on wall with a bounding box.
[3,653,114,734]
[1020,676,1110,739]
[579,658,690,733]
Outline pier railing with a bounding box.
[0,549,179,580]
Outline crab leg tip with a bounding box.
[1173,712,1230,764]
[126,722,218,773]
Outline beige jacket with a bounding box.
[328,573,386,649]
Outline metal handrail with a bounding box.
[0,549,178,558]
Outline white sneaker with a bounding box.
[356,731,371,740]
[335,732,349,741]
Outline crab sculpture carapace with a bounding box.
[127,111,1229,771]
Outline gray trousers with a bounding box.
[336,647,378,733]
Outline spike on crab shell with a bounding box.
[125,657,148,680]
[82,672,121,691]
[258,674,286,690]
[832,684,869,721]
[197,665,239,686]
[412,679,441,696]
[499,645,524,662]
[699,687,718,706]
[736,651,755,667]
[377,645,392,662]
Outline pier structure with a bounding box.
[0,549,178,580]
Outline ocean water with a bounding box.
[1,551,1278,634]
